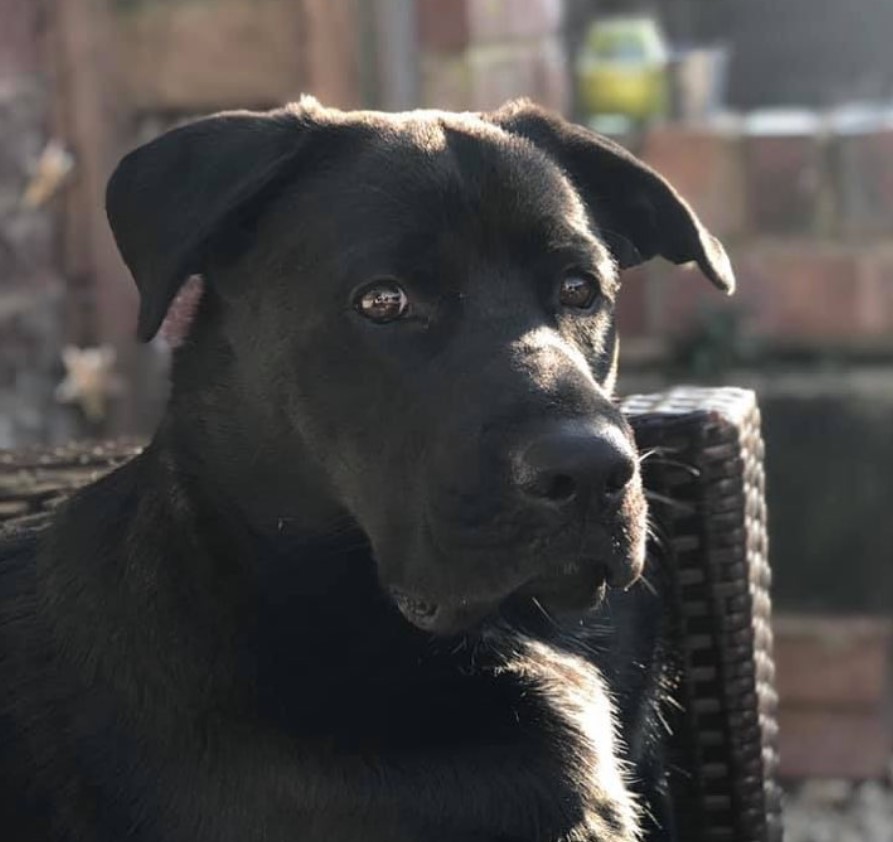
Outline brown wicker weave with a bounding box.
[622,387,783,842]
[0,439,144,521]
[0,387,782,841]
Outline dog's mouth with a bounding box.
[382,485,647,635]
[389,590,496,635]
[388,559,614,636]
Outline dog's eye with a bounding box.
[559,272,600,310]
[355,282,409,323]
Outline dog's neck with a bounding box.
[150,413,381,623]
[127,318,423,708]
[49,433,425,724]
[54,432,550,746]
[42,401,642,840]
[160,314,349,540]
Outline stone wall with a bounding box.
[0,1,67,447]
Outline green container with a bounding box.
[576,16,669,122]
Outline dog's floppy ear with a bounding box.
[488,100,734,294]
[106,105,318,341]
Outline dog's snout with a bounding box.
[517,428,636,509]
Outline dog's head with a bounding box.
[107,98,732,635]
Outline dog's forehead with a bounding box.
[355,110,578,216]
[280,109,609,269]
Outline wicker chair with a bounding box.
[0,386,783,842]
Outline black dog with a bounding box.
[0,98,732,842]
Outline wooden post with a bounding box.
[0,0,42,76]
[370,0,419,110]
[302,0,363,108]
[47,0,143,434]
[49,0,135,345]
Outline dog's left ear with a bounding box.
[107,104,323,341]
[488,100,734,293]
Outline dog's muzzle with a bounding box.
[388,424,645,635]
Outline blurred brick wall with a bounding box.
[116,0,308,112]
[615,121,893,357]
[115,0,361,113]
[615,117,893,780]
[775,617,893,779]
[416,0,569,112]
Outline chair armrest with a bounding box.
[0,439,144,522]
[621,386,783,842]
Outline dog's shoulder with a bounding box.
[0,508,52,658]
[0,510,62,837]
[0,458,165,841]
[0,511,47,580]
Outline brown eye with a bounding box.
[559,272,600,310]
[355,282,409,323]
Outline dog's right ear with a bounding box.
[106,105,319,342]
[487,100,734,295]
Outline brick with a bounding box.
[615,265,650,337]
[301,0,364,108]
[642,125,746,240]
[778,709,892,779]
[602,242,893,347]
[772,612,893,780]
[861,248,893,334]
[616,242,893,346]
[466,37,569,113]
[734,247,860,340]
[421,36,569,113]
[774,617,893,708]
[467,45,524,110]
[744,132,826,236]
[417,0,563,51]
[638,260,732,337]
[467,0,564,44]
[734,244,893,343]
[416,0,470,52]
[419,52,472,111]
[833,127,893,238]
[117,0,311,111]
[530,35,569,115]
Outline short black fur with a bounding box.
[0,98,731,841]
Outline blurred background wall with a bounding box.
[1,0,892,808]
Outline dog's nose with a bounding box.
[516,427,636,509]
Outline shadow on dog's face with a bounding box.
[107,98,733,635]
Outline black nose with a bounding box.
[517,426,636,508]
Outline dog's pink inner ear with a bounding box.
[106,106,320,344]
[158,275,205,347]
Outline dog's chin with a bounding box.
[388,590,498,636]
[382,510,647,636]
[388,560,613,637]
